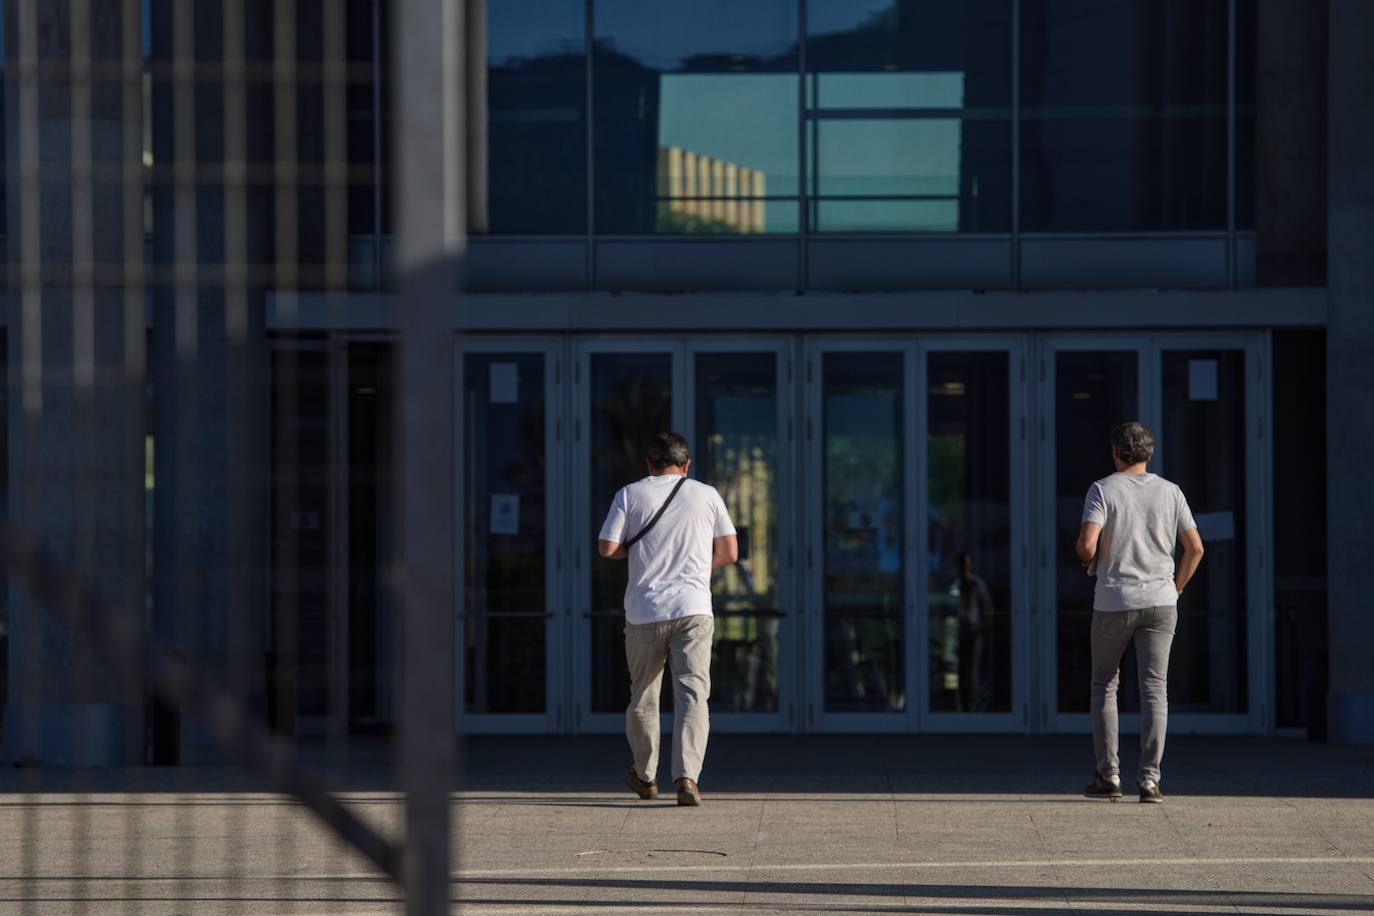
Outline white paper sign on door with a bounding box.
[490,493,520,535]
[1188,359,1218,401]
[489,363,519,404]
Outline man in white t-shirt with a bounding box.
[598,432,737,806]
[1075,421,1205,804]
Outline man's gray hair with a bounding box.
[1110,421,1155,466]
[647,431,690,470]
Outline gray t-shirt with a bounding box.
[1082,472,1197,611]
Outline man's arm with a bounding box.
[1075,521,1102,568]
[711,534,738,571]
[598,539,628,561]
[1174,527,1205,594]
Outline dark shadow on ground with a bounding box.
[1,734,1372,800]
[453,875,1374,914]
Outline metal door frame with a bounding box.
[454,336,566,734]
[1034,331,1270,735]
[803,337,920,733]
[917,334,1032,733]
[571,335,796,734]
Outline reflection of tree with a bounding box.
[825,434,901,614]
[656,209,747,235]
[709,439,776,608]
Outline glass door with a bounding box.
[806,341,915,731]
[1038,339,1149,731]
[456,339,563,733]
[573,338,794,733]
[1151,338,1269,730]
[1037,334,1268,733]
[920,339,1029,731]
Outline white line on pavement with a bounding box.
[447,854,1374,879]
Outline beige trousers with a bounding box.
[624,614,713,784]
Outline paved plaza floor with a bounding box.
[0,734,1371,914]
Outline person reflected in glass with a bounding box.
[598,432,738,807]
[953,548,994,713]
[1076,422,1205,804]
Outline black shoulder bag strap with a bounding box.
[623,476,688,549]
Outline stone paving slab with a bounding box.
[0,734,1372,913]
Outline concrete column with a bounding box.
[1326,0,1374,744]
[3,0,146,766]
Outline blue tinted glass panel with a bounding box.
[806,0,1012,233]
[1020,0,1229,231]
[1235,0,1255,230]
[594,0,799,235]
[484,0,587,234]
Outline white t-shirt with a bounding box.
[1082,471,1197,611]
[598,475,736,625]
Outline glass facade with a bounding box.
[806,0,1011,233]
[338,0,1258,256]
[1020,0,1229,232]
[593,0,799,234]
[485,0,587,233]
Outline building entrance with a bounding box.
[269,331,1273,737]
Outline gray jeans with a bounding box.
[624,615,713,784]
[1090,605,1177,786]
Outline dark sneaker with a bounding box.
[626,767,657,800]
[675,777,701,807]
[1138,780,1164,804]
[1084,772,1123,800]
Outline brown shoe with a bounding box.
[675,778,701,807]
[626,767,657,800]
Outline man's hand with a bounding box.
[1174,527,1205,594]
[598,539,628,561]
[1075,521,1101,569]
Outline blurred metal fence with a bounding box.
[3,0,463,912]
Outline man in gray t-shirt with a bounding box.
[1075,422,1205,804]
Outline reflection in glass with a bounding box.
[927,353,1011,714]
[463,353,547,713]
[594,0,799,234]
[485,0,587,233]
[823,352,904,712]
[806,0,1012,232]
[347,345,396,725]
[1020,0,1228,231]
[589,353,672,713]
[696,353,780,713]
[1162,351,1247,714]
[1055,351,1138,714]
[1235,0,1256,230]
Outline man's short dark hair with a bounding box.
[647,432,690,470]
[1110,421,1155,466]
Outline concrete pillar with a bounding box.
[1326,0,1374,744]
[1256,0,1327,286]
[3,0,146,765]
